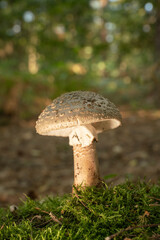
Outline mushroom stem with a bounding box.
[73,141,101,188]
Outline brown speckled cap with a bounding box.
[36,91,122,136]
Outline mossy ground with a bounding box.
[0,181,160,240]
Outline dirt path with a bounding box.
[0,109,160,207]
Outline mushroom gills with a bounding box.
[92,119,121,133]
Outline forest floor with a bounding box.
[0,108,160,207]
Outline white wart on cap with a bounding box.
[36,91,122,147]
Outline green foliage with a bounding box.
[0,181,160,239]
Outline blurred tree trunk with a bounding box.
[152,0,160,105]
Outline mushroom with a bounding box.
[36,91,122,189]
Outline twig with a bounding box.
[34,219,52,228]
[35,207,49,215]
[30,215,42,222]
[0,224,5,230]
[105,223,160,240]
[149,203,160,207]
[150,196,160,202]
[150,233,160,240]
[74,193,90,211]
[35,207,62,225]
[74,192,96,215]
[73,186,97,215]
[49,212,62,225]
[30,211,52,228]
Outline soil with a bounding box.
[0,109,160,207]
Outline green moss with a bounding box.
[0,181,160,240]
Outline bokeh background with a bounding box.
[0,0,160,207]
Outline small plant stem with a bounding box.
[35,207,62,225]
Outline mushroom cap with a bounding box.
[36,91,122,137]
